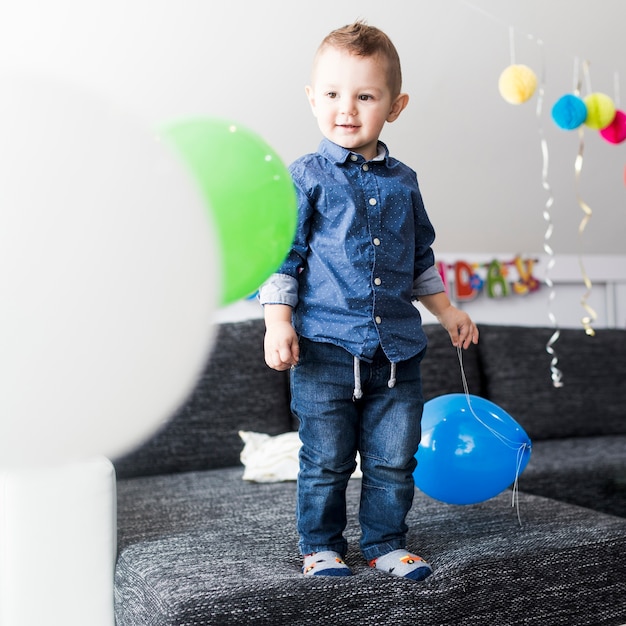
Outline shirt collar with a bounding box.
[318,138,390,165]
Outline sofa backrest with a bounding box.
[113,321,484,479]
[478,324,626,441]
[113,319,626,478]
[113,319,292,479]
[421,324,484,401]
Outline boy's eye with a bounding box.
[359,94,373,101]
[326,92,337,99]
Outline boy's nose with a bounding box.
[340,98,358,116]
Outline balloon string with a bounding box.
[456,348,525,451]
[535,39,563,388]
[574,126,598,336]
[457,346,529,524]
[511,444,527,525]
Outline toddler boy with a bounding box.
[259,21,478,581]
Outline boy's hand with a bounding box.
[264,321,299,370]
[418,292,479,349]
[437,306,479,349]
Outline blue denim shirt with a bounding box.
[259,139,444,363]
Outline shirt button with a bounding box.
[350,154,358,162]
[374,277,382,286]
[375,316,382,324]
[362,164,369,172]
[373,238,381,246]
[369,198,377,206]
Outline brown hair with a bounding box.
[315,21,403,96]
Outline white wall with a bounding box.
[2,1,625,325]
[2,0,625,256]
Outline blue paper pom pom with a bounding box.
[551,94,587,130]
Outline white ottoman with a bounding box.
[0,456,116,626]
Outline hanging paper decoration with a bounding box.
[600,110,626,143]
[486,260,510,298]
[458,1,626,380]
[496,31,563,385]
[499,65,538,104]
[512,256,540,295]
[600,73,626,144]
[583,92,616,129]
[436,260,449,294]
[438,256,539,302]
[553,70,626,148]
[551,94,587,130]
[498,28,537,105]
[469,273,485,292]
[453,260,481,301]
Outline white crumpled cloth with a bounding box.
[238,430,362,483]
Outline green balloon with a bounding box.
[163,118,297,305]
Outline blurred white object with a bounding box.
[0,72,218,467]
[0,457,117,626]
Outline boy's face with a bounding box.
[306,46,408,161]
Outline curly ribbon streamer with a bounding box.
[573,61,597,337]
[574,131,597,336]
[535,39,563,387]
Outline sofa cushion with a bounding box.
[113,319,292,478]
[478,325,626,440]
[421,324,484,401]
[115,467,626,626]
[520,434,626,518]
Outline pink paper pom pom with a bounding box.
[600,110,626,144]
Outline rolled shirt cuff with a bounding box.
[412,265,445,298]
[258,273,299,308]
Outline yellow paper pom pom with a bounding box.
[583,92,616,130]
[498,64,537,104]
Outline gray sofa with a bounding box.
[113,319,626,625]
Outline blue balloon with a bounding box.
[414,394,532,505]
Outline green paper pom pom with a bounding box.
[584,93,616,130]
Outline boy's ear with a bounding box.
[305,85,317,117]
[387,93,409,122]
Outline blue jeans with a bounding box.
[290,338,425,562]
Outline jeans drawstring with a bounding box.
[353,356,397,400]
[388,362,397,389]
[353,357,363,400]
